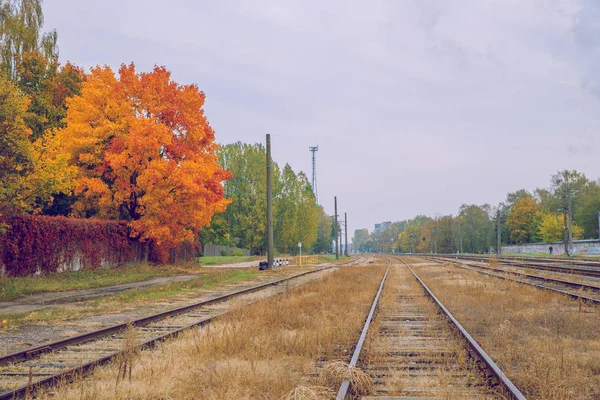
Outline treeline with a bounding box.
[199,142,332,255]
[0,0,230,258]
[353,170,600,254]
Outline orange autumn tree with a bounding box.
[59,64,231,249]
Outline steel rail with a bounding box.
[396,257,527,400]
[336,258,390,400]
[433,258,600,305]
[1,257,360,400]
[430,254,600,278]
[432,253,600,266]
[433,257,600,291]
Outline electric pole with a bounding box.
[340,225,343,256]
[334,197,339,259]
[266,134,274,268]
[563,191,568,255]
[459,221,463,254]
[344,212,348,256]
[309,146,318,203]
[568,184,574,256]
[496,207,501,255]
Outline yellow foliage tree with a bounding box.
[59,64,231,248]
[507,197,541,244]
[538,212,585,243]
[537,213,563,243]
[0,77,75,218]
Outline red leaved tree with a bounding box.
[59,64,231,250]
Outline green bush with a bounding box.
[220,250,228,256]
[231,248,244,256]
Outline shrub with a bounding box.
[0,215,138,277]
[231,248,244,257]
[220,250,228,256]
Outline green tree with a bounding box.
[274,164,298,252]
[436,215,456,253]
[206,142,320,255]
[572,179,600,239]
[352,228,369,253]
[575,194,600,239]
[458,204,493,252]
[0,0,58,80]
[313,207,332,253]
[198,213,230,247]
[294,172,319,250]
[16,51,84,141]
[216,142,269,254]
[0,76,32,217]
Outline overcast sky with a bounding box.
[44,0,600,235]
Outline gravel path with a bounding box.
[0,274,202,315]
[0,264,342,356]
[0,260,275,315]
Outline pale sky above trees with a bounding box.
[44,1,600,234]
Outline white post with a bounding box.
[298,242,302,268]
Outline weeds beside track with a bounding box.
[338,257,524,399]
[0,257,366,399]
[32,258,384,399]
[432,257,600,305]
[407,257,600,399]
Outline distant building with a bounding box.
[374,221,391,233]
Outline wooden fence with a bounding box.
[203,244,251,257]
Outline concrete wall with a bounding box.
[501,239,600,256]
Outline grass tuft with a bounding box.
[281,385,334,400]
[319,361,374,397]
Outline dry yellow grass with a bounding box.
[361,263,491,398]
[38,264,386,399]
[407,257,600,399]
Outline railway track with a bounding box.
[430,256,600,305]
[0,256,364,400]
[436,254,600,278]
[337,256,524,399]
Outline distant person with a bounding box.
[549,246,553,255]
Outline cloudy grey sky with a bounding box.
[44,0,600,235]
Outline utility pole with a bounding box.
[339,227,343,256]
[334,196,339,259]
[266,134,274,269]
[344,212,348,256]
[563,181,578,256]
[568,184,575,256]
[496,208,502,255]
[563,190,569,255]
[309,146,318,204]
[459,222,463,254]
[433,227,437,254]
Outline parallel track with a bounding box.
[338,256,525,399]
[436,254,600,278]
[0,257,363,399]
[430,256,600,305]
